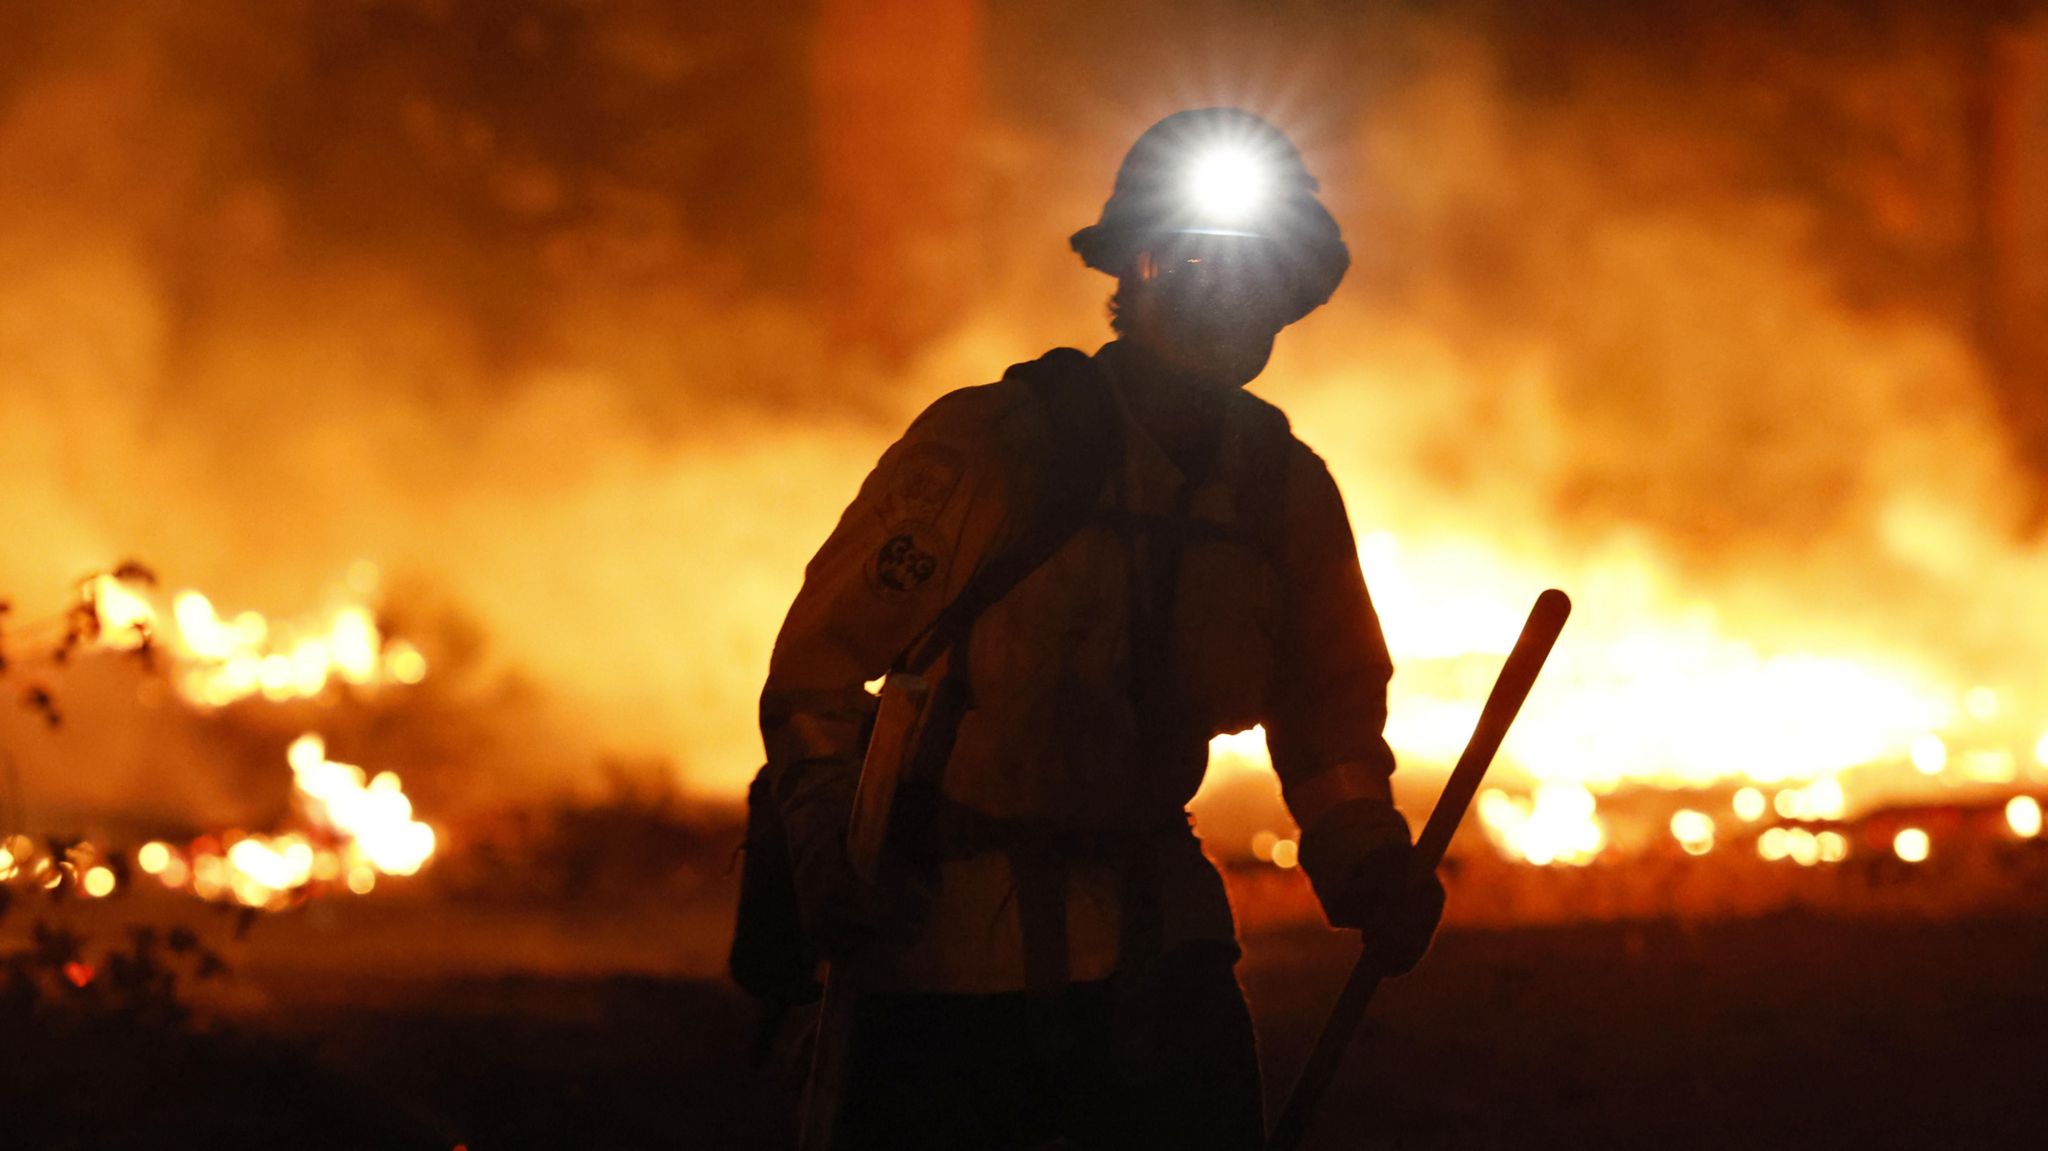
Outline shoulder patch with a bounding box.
[880,444,965,527]
[868,526,947,601]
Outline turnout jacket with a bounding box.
[760,342,1398,994]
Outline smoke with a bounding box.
[2,1,2043,825]
[1263,15,2045,690]
[0,2,872,812]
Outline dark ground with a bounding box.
[15,911,2045,1150]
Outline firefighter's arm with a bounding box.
[760,389,1013,955]
[1266,447,1443,971]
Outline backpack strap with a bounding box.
[900,347,1117,675]
[885,349,1117,892]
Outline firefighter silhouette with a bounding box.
[757,108,1444,1151]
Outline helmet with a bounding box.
[1069,107,1349,325]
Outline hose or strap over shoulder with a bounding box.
[888,348,1121,874]
[900,347,1119,676]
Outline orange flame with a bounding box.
[88,569,427,707]
[144,734,437,909]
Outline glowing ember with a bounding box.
[1732,787,1767,822]
[158,857,191,888]
[227,836,316,896]
[193,853,226,900]
[81,866,116,898]
[1893,827,1931,863]
[1784,828,1821,867]
[1476,783,1605,866]
[1816,831,1849,862]
[1757,827,1790,862]
[1669,809,1715,855]
[1756,825,1848,866]
[2007,796,2043,839]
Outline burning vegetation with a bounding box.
[132,731,438,909]
[3,2,2048,1146]
[1,565,439,914]
[0,0,2044,913]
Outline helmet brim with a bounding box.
[1070,196,1349,326]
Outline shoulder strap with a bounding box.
[901,347,1117,674]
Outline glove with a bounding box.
[777,776,937,963]
[793,837,938,964]
[1344,842,1445,976]
[772,758,883,963]
[793,831,886,962]
[1297,798,1446,976]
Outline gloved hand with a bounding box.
[793,839,938,965]
[781,801,938,963]
[792,830,885,962]
[1338,841,1445,975]
[1297,798,1446,976]
[772,759,884,964]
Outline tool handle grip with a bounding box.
[1266,589,1570,1151]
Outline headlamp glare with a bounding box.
[1185,146,1268,223]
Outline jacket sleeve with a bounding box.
[760,387,1016,937]
[1264,445,1412,918]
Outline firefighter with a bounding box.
[760,107,1444,1151]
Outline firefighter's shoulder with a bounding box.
[1220,387,1338,493]
[866,363,1061,533]
[1262,417,1357,539]
[1226,386,1297,445]
[894,353,1083,476]
[899,372,1047,452]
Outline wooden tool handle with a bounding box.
[1266,589,1571,1151]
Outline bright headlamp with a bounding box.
[1184,145,1269,223]
[1071,107,1350,323]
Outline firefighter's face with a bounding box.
[1124,233,1296,385]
